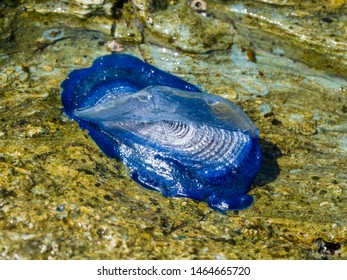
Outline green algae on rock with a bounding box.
[0,0,346,260]
[208,0,347,76]
[130,0,235,53]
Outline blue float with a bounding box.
[61,54,262,211]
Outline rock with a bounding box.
[131,0,235,53]
[0,0,346,260]
[209,0,347,76]
[25,0,116,18]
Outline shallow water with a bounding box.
[0,0,346,259]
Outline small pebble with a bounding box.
[56,204,65,212]
[258,103,273,117]
[106,40,124,52]
[190,0,207,13]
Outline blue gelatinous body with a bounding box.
[61,54,262,211]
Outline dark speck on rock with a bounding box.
[104,194,113,201]
[271,118,282,126]
[317,239,341,255]
[321,17,333,23]
[0,188,16,198]
[56,204,65,212]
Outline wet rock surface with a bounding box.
[0,0,346,259]
[209,0,347,76]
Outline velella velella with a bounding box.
[61,54,262,211]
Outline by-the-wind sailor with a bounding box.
[61,54,262,211]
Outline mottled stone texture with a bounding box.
[0,0,346,259]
